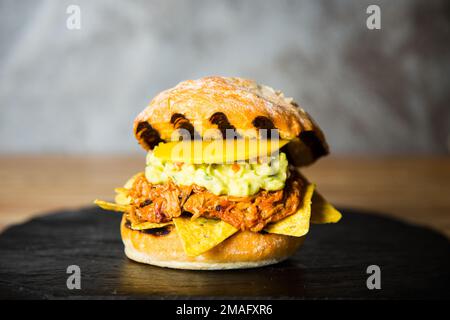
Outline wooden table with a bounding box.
[0,155,449,237]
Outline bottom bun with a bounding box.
[120,215,305,270]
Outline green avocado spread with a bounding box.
[145,152,288,196]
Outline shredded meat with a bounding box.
[127,170,304,232]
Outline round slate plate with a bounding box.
[0,207,448,299]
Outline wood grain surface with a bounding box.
[0,155,449,237]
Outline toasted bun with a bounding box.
[134,76,328,166]
[121,215,305,270]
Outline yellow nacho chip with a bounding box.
[113,172,143,205]
[295,171,342,225]
[130,221,173,230]
[264,183,315,237]
[311,191,342,224]
[153,139,289,164]
[124,172,143,189]
[173,217,238,256]
[114,190,131,205]
[94,199,130,212]
[114,187,128,194]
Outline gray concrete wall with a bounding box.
[0,0,449,154]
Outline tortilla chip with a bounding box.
[94,199,130,212]
[114,187,128,194]
[114,188,132,205]
[173,217,238,256]
[130,221,173,230]
[112,172,143,205]
[123,172,144,189]
[311,191,342,224]
[264,183,315,237]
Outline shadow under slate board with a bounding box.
[0,207,448,299]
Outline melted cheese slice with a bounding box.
[153,139,289,164]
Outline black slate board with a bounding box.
[0,207,448,299]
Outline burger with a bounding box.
[95,76,341,270]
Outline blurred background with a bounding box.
[0,0,449,155]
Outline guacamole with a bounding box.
[145,152,288,196]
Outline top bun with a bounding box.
[134,76,328,166]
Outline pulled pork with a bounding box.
[127,170,304,232]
